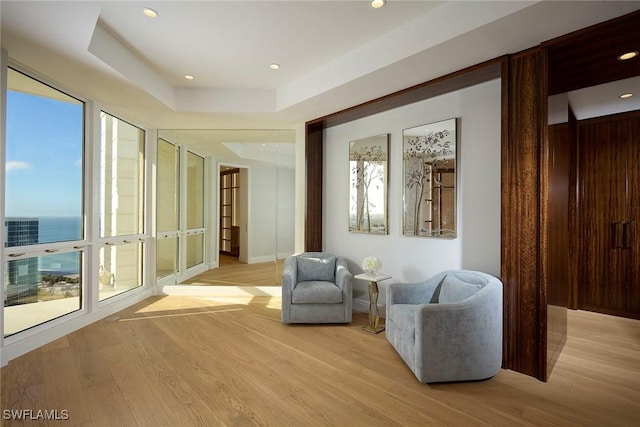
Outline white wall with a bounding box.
[248,164,296,263]
[324,79,501,309]
[277,166,295,259]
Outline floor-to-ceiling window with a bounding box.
[98,112,146,301]
[3,67,85,336]
[1,61,152,363]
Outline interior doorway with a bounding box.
[219,165,248,263]
[219,167,240,258]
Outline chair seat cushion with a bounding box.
[292,281,343,304]
[388,304,416,341]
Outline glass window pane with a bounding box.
[99,242,143,301]
[99,112,145,237]
[187,151,204,229]
[156,237,178,279]
[4,252,82,337]
[157,139,179,232]
[5,68,83,246]
[186,234,203,269]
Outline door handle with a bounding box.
[623,221,636,249]
[612,222,624,249]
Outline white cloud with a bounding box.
[6,161,32,172]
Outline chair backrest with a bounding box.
[431,270,501,304]
[295,252,338,282]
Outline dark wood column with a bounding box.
[305,122,324,252]
[501,48,549,381]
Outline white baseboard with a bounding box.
[278,251,294,260]
[249,255,275,264]
[248,252,294,264]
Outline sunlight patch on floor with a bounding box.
[122,307,245,321]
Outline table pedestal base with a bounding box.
[362,324,385,334]
[363,280,385,334]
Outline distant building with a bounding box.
[5,217,39,305]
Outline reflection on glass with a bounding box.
[187,151,204,229]
[157,139,179,279]
[99,112,145,237]
[99,242,143,301]
[4,252,82,337]
[187,233,204,269]
[157,237,177,279]
[349,134,389,234]
[157,139,179,232]
[403,118,457,238]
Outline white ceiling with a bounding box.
[1,0,639,135]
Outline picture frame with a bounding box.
[402,118,457,238]
[349,134,389,234]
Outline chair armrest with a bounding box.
[281,256,298,303]
[388,280,439,306]
[416,288,502,363]
[335,258,353,294]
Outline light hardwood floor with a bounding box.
[1,293,639,426]
[181,255,284,287]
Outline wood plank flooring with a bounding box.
[1,294,639,425]
[182,255,284,287]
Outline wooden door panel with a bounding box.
[625,117,640,313]
[578,121,627,311]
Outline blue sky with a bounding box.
[5,90,83,218]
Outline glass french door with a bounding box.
[156,136,206,284]
[156,138,180,282]
[185,151,205,271]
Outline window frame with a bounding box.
[0,61,153,351]
[2,63,88,339]
[96,110,149,303]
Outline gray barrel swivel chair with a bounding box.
[281,252,353,324]
[386,270,502,383]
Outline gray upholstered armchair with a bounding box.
[281,252,353,324]
[386,270,502,383]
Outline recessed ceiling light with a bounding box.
[620,93,633,99]
[370,0,386,9]
[617,51,638,61]
[142,8,158,18]
[184,74,194,80]
[270,63,281,70]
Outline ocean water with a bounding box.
[38,216,82,275]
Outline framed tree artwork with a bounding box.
[349,134,389,234]
[402,118,457,238]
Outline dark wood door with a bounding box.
[625,117,640,312]
[578,115,640,319]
